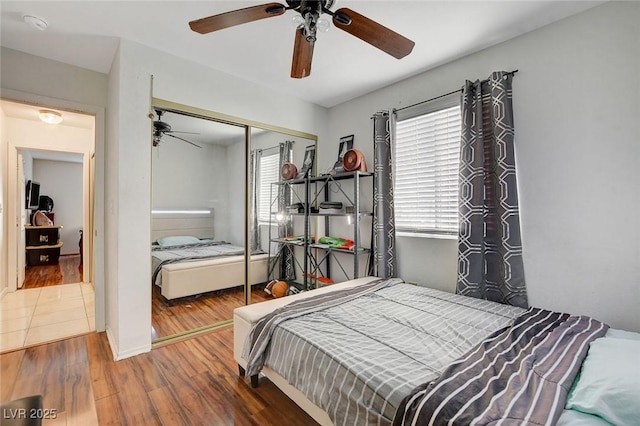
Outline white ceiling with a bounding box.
[1,99,94,129]
[1,99,89,162]
[1,1,605,108]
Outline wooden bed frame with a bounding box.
[233,276,379,426]
[152,210,269,300]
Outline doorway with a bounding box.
[1,99,96,352]
[22,150,84,289]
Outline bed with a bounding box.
[233,277,639,426]
[151,210,268,300]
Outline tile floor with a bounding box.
[0,283,95,352]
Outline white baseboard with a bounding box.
[105,327,151,361]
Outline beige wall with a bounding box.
[1,46,108,331]
[324,2,640,331]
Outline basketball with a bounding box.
[271,281,289,298]
[281,162,298,180]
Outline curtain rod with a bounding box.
[394,69,518,113]
[258,145,280,153]
[258,140,296,154]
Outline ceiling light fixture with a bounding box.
[38,110,63,124]
[23,14,49,31]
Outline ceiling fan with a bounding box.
[189,1,415,78]
[152,110,202,148]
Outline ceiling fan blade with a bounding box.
[165,133,202,149]
[291,27,315,79]
[189,3,286,34]
[167,130,200,135]
[332,8,415,59]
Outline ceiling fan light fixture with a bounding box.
[303,11,318,42]
[317,17,330,33]
[292,14,305,28]
[38,109,63,124]
[190,0,415,78]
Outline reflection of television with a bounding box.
[25,180,40,209]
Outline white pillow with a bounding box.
[605,328,640,341]
[566,336,640,426]
[557,409,612,426]
[156,236,201,247]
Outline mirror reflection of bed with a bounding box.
[150,104,318,341]
[150,210,269,339]
[150,109,257,340]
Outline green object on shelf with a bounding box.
[318,236,354,250]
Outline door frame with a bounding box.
[2,90,105,332]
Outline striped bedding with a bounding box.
[393,308,608,426]
[244,278,525,426]
[151,241,245,286]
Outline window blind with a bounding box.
[394,105,461,235]
[258,154,279,223]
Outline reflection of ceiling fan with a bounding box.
[152,110,202,148]
[189,0,415,78]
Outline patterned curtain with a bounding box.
[457,72,528,308]
[372,111,397,278]
[278,141,295,280]
[249,149,261,252]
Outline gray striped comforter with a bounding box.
[393,308,608,426]
[244,278,525,426]
[151,241,245,286]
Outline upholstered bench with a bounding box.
[233,276,378,384]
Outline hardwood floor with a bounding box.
[152,285,271,340]
[23,256,273,341]
[1,334,98,425]
[23,254,83,289]
[22,255,268,340]
[1,328,317,425]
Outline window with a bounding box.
[258,153,280,223]
[394,101,461,237]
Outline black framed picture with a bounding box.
[296,144,316,178]
[332,134,354,173]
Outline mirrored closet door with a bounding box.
[150,99,317,343]
[248,129,318,303]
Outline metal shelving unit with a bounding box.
[267,171,373,291]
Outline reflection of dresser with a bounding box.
[25,225,63,266]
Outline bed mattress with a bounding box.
[152,241,247,286]
[245,279,525,425]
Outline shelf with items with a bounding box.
[266,170,373,291]
[312,171,374,283]
[267,177,311,291]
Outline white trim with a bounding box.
[106,327,118,360]
[151,209,211,215]
[397,231,458,240]
[106,326,152,361]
